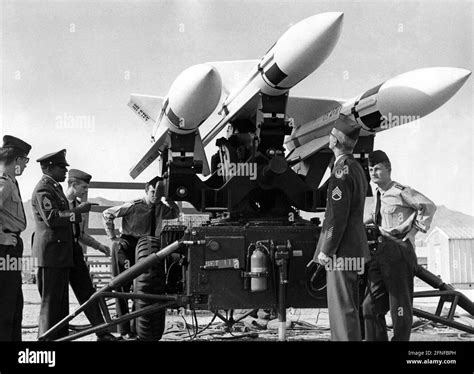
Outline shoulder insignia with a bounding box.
[334,165,349,179]
[42,196,53,210]
[132,199,143,204]
[332,186,342,201]
[394,183,405,190]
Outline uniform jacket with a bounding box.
[0,172,26,235]
[32,175,74,267]
[315,154,370,260]
[375,181,436,238]
[103,198,180,238]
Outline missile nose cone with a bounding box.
[377,67,472,118]
[272,12,344,87]
[167,64,222,131]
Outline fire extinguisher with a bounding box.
[250,247,267,292]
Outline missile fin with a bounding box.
[287,96,346,130]
[286,136,329,164]
[129,126,169,179]
[128,94,165,124]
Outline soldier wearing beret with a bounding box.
[308,120,370,341]
[0,135,31,341]
[102,176,180,338]
[65,169,117,341]
[32,150,94,339]
[362,150,436,341]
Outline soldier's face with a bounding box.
[369,163,391,185]
[14,155,28,176]
[146,186,157,204]
[51,165,68,182]
[74,181,89,198]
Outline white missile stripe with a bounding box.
[263,113,285,118]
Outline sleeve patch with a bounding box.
[327,226,334,240]
[332,186,342,201]
[42,196,52,210]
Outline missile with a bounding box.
[128,64,222,178]
[202,12,344,146]
[285,67,472,162]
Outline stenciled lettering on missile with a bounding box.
[331,186,342,201]
[334,165,349,179]
[131,103,151,123]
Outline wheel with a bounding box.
[134,236,166,341]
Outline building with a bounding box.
[424,226,474,287]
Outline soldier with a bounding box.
[0,135,31,341]
[32,150,93,339]
[102,176,179,338]
[362,150,436,341]
[308,120,370,341]
[65,169,118,341]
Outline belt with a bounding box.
[376,233,405,244]
[3,229,20,236]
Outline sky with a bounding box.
[1,0,473,214]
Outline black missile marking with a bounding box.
[261,62,291,90]
[166,107,182,129]
[360,83,383,100]
[359,111,383,131]
[351,100,360,119]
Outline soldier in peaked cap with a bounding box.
[0,135,31,341]
[362,150,436,341]
[64,169,118,341]
[32,150,95,340]
[307,119,370,341]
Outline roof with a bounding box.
[426,226,474,241]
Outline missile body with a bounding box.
[128,64,222,178]
[203,12,344,146]
[286,67,472,160]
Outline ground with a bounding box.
[21,284,473,342]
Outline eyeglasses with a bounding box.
[17,156,29,164]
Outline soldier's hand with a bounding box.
[75,202,97,213]
[99,244,111,256]
[111,237,127,247]
[0,233,17,247]
[317,252,330,266]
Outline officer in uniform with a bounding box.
[65,169,118,341]
[102,176,180,338]
[362,150,436,341]
[0,135,31,341]
[32,150,94,339]
[308,120,370,341]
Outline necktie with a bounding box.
[14,179,26,224]
[375,190,382,227]
[72,200,81,240]
[150,204,156,236]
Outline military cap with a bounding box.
[36,149,70,166]
[368,150,391,167]
[2,135,32,155]
[331,119,361,148]
[68,169,92,184]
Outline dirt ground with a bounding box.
[20,284,473,342]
